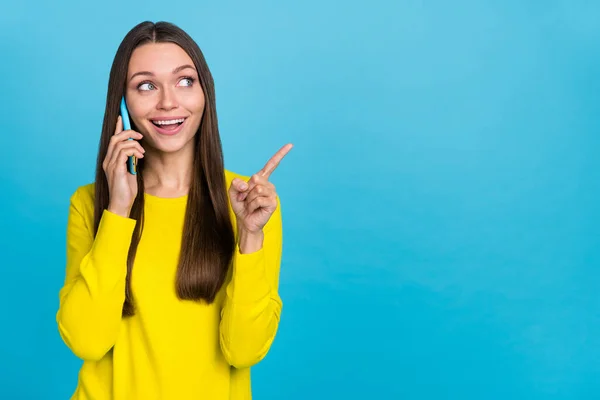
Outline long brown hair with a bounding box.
[93,21,235,317]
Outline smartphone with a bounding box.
[120,97,137,175]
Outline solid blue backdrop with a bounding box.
[0,0,599,399]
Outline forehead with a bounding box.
[128,42,196,77]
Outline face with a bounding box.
[125,42,205,154]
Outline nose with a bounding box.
[157,87,178,111]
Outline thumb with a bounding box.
[229,178,248,199]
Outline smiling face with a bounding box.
[125,42,205,154]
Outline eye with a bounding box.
[178,77,195,87]
[138,82,156,91]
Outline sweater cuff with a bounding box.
[229,246,272,304]
[87,209,137,283]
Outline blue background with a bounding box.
[1,0,599,399]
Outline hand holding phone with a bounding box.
[101,98,145,217]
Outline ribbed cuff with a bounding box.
[229,246,272,304]
[87,209,137,286]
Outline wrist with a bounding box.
[237,228,264,254]
[108,204,131,218]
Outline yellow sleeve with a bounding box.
[56,187,136,361]
[219,195,284,368]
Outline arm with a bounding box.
[56,188,136,361]
[219,196,283,368]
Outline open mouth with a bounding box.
[150,118,187,135]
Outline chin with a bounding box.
[150,136,196,154]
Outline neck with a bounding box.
[142,142,195,197]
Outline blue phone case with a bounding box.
[120,97,137,175]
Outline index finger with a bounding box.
[115,115,123,135]
[259,143,293,179]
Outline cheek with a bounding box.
[128,98,155,121]
[182,89,206,114]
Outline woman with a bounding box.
[56,20,292,400]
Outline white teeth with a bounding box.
[153,118,185,125]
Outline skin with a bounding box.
[103,42,293,253]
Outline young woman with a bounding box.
[56,21,292,400]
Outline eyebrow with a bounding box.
[129,64,196,82]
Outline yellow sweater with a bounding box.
[56,170,283,400]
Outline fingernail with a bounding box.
[240,182,248,190]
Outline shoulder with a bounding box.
[63,182,96,235]
[70,182,95,204]
[68,182,96,217]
